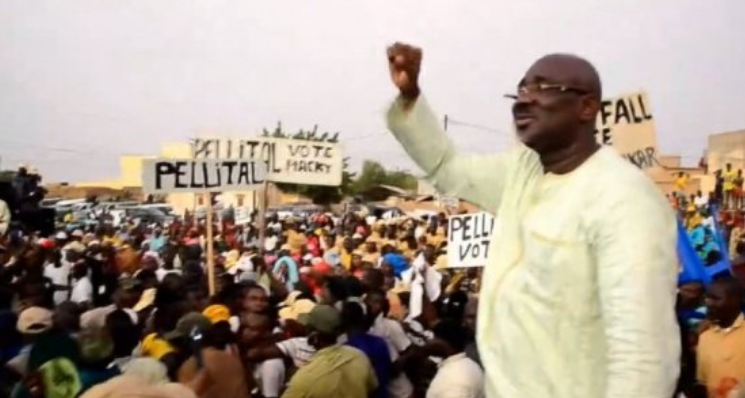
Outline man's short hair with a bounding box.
[711,276,744,299]
[432,318,468,352]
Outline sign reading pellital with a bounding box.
[142,158,267,194]
[447,212,495,268]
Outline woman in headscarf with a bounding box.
[272,249,299,292]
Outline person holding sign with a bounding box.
[386,43,679,398]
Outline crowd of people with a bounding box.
[0,148,744,398]
[669,165,745,267]
[669,172,745,398]
[0,164,744,398]
[0,205,486,398]
[671,164,745,213]
[0,185,744,398]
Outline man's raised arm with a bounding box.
[385,43,519,212]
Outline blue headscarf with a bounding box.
[272,255,299,291]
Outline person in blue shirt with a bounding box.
[341,301,391,398]
[380,244,408,279]
[689,224,706,251]
[147,229,167,253]
[700,235,722,266]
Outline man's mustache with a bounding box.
[512,102,537,119]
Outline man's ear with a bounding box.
[580,96,601,123]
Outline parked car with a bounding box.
[97,201,140,212]
[125,207,173,225]
[348,203,404,219]
[53,199,86,214]
[266,206,295,220]
[140,203,174,215]
[40,197,63,208]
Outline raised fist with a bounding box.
[387,42,422,100]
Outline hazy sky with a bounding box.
[1,0,744,183]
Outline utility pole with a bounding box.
[443,114,449,132]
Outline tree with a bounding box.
[350,160,418,201]
[350,161,386,193]
[262,122,355,205]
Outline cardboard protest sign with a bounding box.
[191,137,343,186]
[447,212,495,268]
[595,91,659,170]
[271,139,342,186]
[142,158,267,194]
[438,195,459,210]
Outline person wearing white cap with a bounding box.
[63,230,86,254]
[17,306,54,335]
[6,307,55,376]
[55,231,68,242]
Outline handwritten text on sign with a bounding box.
[447,212,495,268]
[594,91,659,170]
[191,137,342,186]
[142,159,267,194]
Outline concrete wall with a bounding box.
[74,154,150,190]
[707,129,745,172]
[160,143,191,158]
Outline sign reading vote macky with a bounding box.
[191,137,343,186]
[142,159,267,194]
[447,212,495,268]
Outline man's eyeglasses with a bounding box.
[504,83,589,100]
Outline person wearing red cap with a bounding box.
[302,260,332,298]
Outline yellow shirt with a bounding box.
[362,252,380,265]
[281,345,377,398]
[686,214,703,231]
[382,239,397,249]
[388,96,679,398]
[724,169,737,191]
[697,315,745,395]
[340,250,353,271]
[366,233,383,244]
[141,333,175,360]
[286,230,307,254]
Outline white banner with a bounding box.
[190,137,343,186]
[447,212,495,268]
[142,158,267,194]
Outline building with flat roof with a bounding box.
[71,141,301,215]
[707,129,745,173]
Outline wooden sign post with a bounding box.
[258,180,270,251]
[205,193,216,296]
